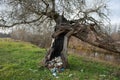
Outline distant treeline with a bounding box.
[0,33,11,38]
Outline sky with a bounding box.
[108,0,120,24]
[0,0,120,33]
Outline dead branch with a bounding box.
[0,16,43,28]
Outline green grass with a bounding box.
[0,38,120,80]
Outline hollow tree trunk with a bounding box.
[43,13,73,68]
[44,31,70,68]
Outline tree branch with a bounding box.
[0,15,43,28]
[41,0,49,13]
[73,24,120,54]
[51,0,55,12]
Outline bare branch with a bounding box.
[0,15,43,28]
[41,0,49,13]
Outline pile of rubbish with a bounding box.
[47,56,64,78]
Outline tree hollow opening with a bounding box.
[44,31,69,69]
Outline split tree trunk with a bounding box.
[44,31,70,68]
[43,14,74,68]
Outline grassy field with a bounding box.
[0,38,120,80]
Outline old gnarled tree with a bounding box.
[0,0,120,69]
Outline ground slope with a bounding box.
[0,38,120,80]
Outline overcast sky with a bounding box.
[108,0,120,24]
[0,0,120,33]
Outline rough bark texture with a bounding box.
[44,31,69,68]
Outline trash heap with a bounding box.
[47,56,64,78]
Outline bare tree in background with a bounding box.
[0,0,120,68]
[10,21,54,48]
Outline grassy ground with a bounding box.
[0,38,120,80]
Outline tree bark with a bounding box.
[44,31,69,68]
[43,25,74,68]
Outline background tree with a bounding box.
[10,22,53,48]
[0,0,120,68]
